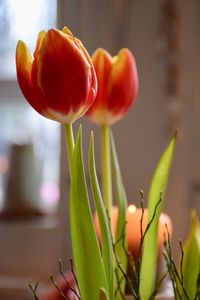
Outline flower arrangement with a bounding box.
[16,27,200,300]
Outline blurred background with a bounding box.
[0,0,199,299]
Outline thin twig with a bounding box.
[28,282,40,300]
[114,267,126,300]
[150,272,168,300]
[70,259,79,289]
[137,196,162,264]
[58,259,81,300]
[179,240,184,284]
[163,227,190,300]
[164,228,182,299]
[107,208,137,299]
[136,196,162,294]
[139,190,144,243]
[135,190,145,293]
[114,252,137,299]
[115,221,127,247]
[50,276,70,300]
[163,251,179,300]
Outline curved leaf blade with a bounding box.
[70,126,108,300]
[140,131,177,300]
[89,133,114,300]
[182,211,200,299]
[110,130,128,299]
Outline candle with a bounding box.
[93,205,173,260]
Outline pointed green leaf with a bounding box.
[70,126,108,300]
[110,130,128,298]
[182,211,200,299]
[89,133,114,300]
[140,131,177,300]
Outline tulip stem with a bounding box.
[64,123,75,176]
[101,125,112,215]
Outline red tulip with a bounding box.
[86,48,138,125]
[16,27,97,123]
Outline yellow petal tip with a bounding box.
[62,26,73,36]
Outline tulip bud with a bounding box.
[86,48,138,125]
[16,27,97,124]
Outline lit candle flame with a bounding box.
[128,204,136,214]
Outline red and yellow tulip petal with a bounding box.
[32,30,47,89]
[16,41,36,109]
[86,48,138,125]
[62,26,73,36]
[16,41,48,116]
[33,30,46,60]
[16,26,98,124]
[35,29,92,117]
[108,49,138,115]
[31,31,50,115]
[92,49,112,108]
[85,49,113,124]
[74,39,98,116]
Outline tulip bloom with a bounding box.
[86,48,138,125]
[16,27,97,124]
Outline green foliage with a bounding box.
[110,130,128,299]
[164,215,200,300]
[70,126,108,300]
[89,133,114,300]
[140,131,177,300]
[182,211,200,299]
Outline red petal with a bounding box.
[16,41,41,111]
[86,48,112,118]
[108,48,138,116]
[86,48,138,125]
[74,39,98,116]
[31,31,50,114]
[35,29,92,116]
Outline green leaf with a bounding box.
[140,131,177,300]
[182,211,200,299]
[70,126,108,300]
[89,133,114,300]
[110,130,128,299]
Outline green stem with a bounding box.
[64,123,75,176]
[101,125,112,215]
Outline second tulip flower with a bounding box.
[86,48,138,126]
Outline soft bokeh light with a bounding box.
[0,0,57,78]
[40,182,60,209]
[128,204,137,213]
